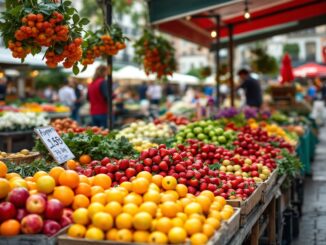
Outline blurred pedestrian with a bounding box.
[0,77,7,103]
[71,78,83,123]
[58,78,76,111]
[237,68,262,108]
[88,65,109,127]
[44,85,55,102]
[147,81,162,105]
[307,81,317,101]
[138,81,148,101]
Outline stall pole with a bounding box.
[215,15,221,109]
[228,24,235,106]
[105,0,113,130]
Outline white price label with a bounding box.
[35,126,75,164]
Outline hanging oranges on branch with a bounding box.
[134,30,177,79]
[0,0,89,74]
[81,24,127,67]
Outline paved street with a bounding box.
[293,126,326,245]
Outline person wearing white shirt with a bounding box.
[58,79,76,109]
[146,81,162,105]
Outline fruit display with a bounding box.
[175,120,236,148]
[0,149,33,159]
[51,118,109,135]
[0,112,49,132]
[0,1,89,71]
[134,29,177,79]
[154,112,190,126]
[20,103,70,113]
[116,121,173,151]
[67,173,234,243]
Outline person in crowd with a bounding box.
[138,81,148,101]
[88,65,109,127]
[44,85,55,102]
[165,84,175,108]
[146,81,162,105]
[58,78,76,111]
[71,78,83,123]
[0,77,7,103]
[321,81,326,103]
[237,68,262,108]
[307,81,317,101]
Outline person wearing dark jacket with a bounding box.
[237,68,262,108]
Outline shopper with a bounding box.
[0,77,7,103]
[58,78,76,111]
[237,68,262,108]
[146,81,162,105]
[88,65,109,127]
[138,81,148,101]
[71,78,83,123]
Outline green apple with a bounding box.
[242,172,249,178]
[215,128,224,136]
[253,177,263,183]
[222,160,230,166]
[233,165,241,171]
[226,165,234,172]
[193,127,203,134]
[256,163,263,171]
[259,174,267,180]
[244,158,252,165]
[197,133,207,140]
[220,166,226,172]
[262,168,271,176]
[234,171,242,176]
[186,133,195,139]
[217,136,226,143]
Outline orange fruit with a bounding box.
[53,186,74,207]
[176,184,188,197]
[191,233,208,245]
[210,201,223,211]
[92,212,113,231]
[0,219,20,236]
[184,218,202,235]
[203,223,215,237]
[75,183,92,197]
[79,175,90,184]
[139,202,157,217]
[133,212,152,230]
[88,203,105,218]
[162,176,177,190]
[214,196,226,206]
[49,167,65,185]
[0,161,8,178]
[144,190,161,204]
[132,177,149,194]
[200,190,215,202]
[9,179,27,189]
[124,192,142,205]
[68,224,87,238]
[115,187,128,197]
[133,230,150,243]
[180,197,192,208]
[33,171,48,181]
[116,213,132,229]
[106,228,118,240]
[123,203,139,216]
[24,176,34,182]
[120,181,132,192]
[172,217,184,227]
[93,174,111,190]
[36,175,55,194]
[152,174,163,187]
[161,201,178,218]
[59,170,80,189]
[205,217,220,229]
[220,209,233,220]
[79,154,92,165]
[91,193,107,205]
[5,173,20,180]
[162,190,179,201]
[184,202,203,216]
[209,210,222,221]
[155,217,173,233]
[168,227,187,243]
[66,159,79,170]
[116,229,132,242]
[72,208,89,225]
[196,195,212,213]
[148,231,168,244]
[0,178,10,199]
[104,201,122,217]
[137,171,152,182]
[85,227,104,240]
[27,181,37,190]
[91,186,104,196]
[73,194,90,209]
[106,188,124,204]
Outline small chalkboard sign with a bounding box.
[34,126,75,164]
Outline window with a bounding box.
[305,42,316,61]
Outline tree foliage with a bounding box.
[250,44,279,75]
[283,43,299,60]
[35,69,69,89]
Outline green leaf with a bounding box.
[66,8,75,15]
[81,65,87,72]
[73,64,80,75]
[63,1,72,6]
[72,14,80,24]
[79,18,90,26]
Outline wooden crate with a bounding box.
[215,207,241,244]
[261,169,279,203]
[0,226,67,245]
[227,183,264,216]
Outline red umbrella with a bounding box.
[280,53,294,84]
[293,63,326,78]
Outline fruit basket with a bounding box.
[0,152,40,165]
[261,169,279,203]
[0,226,68,245]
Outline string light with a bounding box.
[185,16,191,21]
[244,11,250,19]
[244,0,250,20]
[211,30,217,38]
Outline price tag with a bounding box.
[35,126,75,164]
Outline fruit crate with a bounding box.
[261,169,279,203]
[226,183,264,225]
[1,152,40,165]
[0,226,68,245]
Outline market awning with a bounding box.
[293,63,326,78]
[150,0,326,48]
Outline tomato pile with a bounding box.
[154,112,190,126]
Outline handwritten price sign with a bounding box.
[35,126,75,164]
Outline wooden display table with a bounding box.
[0,130,34,152]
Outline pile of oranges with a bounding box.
[81,35,126,66]
[67,172,234,244]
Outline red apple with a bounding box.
[26,194,46,214]
[16,208,28,222]
[7,187,30,208]
[0,202,17,222]
[45,199,63,221]
[43,220,61,236]
[60,215,72,227]
[21,214,44,234]
[62,208,73,222]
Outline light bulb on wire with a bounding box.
[211,30,217,38]
[244,10,250,19]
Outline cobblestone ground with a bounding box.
[293,127,326,245]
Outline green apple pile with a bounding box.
[174,120,236,147]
